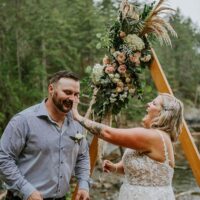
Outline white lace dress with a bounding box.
[118,133,175,200]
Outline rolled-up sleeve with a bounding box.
[74,137,90,191]
[0,114,36,200]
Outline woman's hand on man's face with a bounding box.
[72,96,80,120]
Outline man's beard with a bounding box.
[52,92,73,113]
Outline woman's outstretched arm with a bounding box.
[72,100,154,152]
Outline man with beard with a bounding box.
[0,71,90,200]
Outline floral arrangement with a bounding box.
[91,0,177,117]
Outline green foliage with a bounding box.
[140,2,155,20]
[0,0,103,132]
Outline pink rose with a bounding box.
[134,52,141,57]
[105,65,115,74]
[118,64,127,74]
[129,52,141,66]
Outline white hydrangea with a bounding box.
[124,34,145,51]
[92,64,105,84]
[140,54,152,62]
[119,92,128,101]
[111,93,118,98]
[110,97,117,103]
[109,93,118,103]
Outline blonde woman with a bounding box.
[72,93,184,200]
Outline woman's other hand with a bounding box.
[102,160,117,173]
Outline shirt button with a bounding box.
[60,175,63,178]
[61,161,63,164]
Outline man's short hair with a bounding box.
[48,70,80,85]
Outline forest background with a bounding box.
[0,0,200,134]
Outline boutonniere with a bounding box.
[70,132,85,144]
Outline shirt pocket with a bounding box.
[62,135,80,166]
[64,135,76,151]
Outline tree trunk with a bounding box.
[15,0,21,82]
[41,38,47,97]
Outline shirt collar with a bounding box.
[36,99,73,121]
[35,99,49,117]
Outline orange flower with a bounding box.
[125,77,131,83]
[119,31,126,38]
[116,52,126,64]
[110,48,116,54]
[129,88,135,94]
[102,55,111,65]
[116,87,123,93]
[117,81,124,87]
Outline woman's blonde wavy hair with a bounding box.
[150,93,184,142]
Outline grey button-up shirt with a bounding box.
[0,100,90,200]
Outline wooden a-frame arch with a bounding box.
[72,48,200,199]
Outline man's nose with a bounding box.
[68,94,76,101]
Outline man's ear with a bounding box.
[48,84,54,97]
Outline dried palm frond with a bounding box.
[139,0,177,46]
[120,0,129,16]
[120,0,140,20]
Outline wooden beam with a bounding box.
[150,48,200,186]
